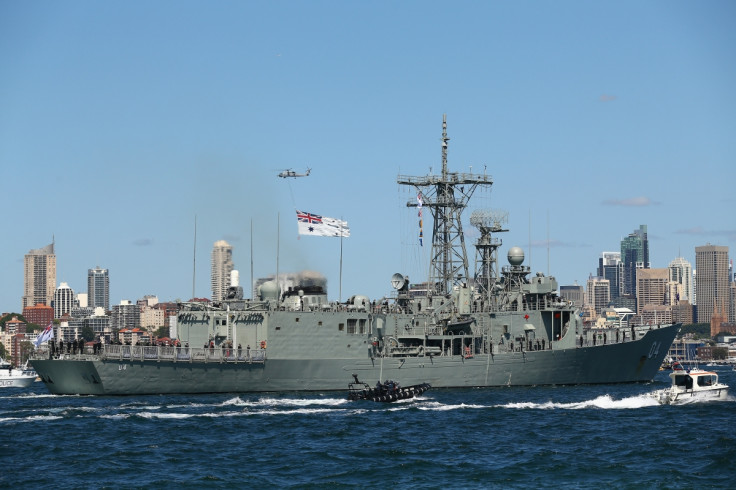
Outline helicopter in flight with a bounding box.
[278,168,311,178]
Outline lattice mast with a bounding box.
[470,209,508,307]
[397,114,493,296]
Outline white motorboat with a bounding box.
[0,359,37,388]
[652,362,729,405]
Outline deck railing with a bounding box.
[34,344,267,364]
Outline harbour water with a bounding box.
[2,368,735,488]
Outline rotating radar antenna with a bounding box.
[470,209,508,232]
[470,209,509,304]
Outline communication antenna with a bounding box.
[192,215,197,300]
[470,209,508,306]
[547,209,550,277]
[397,115,494,296]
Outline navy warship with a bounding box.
[31,116,680,395]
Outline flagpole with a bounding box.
[192,215,197,300]
[339,218,343,303]
[250,218,254,300]
[276,213,280,300]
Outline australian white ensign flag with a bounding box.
[34,322,54,348]
[296,210,350,237]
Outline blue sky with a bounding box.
[1,1,734,311]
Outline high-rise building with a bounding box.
[88,267,110,311]
[586,276,610,315]
[597,252,622,300]
[22,242,57,309]
[22,303,54,328]
[635,268,669,315]
[111,300,140,331]
[620,225,649,297]
[560,284,585,307]
[695,244,729,324]
[211,240,234,302]
[53,282,76,319]
[668,257,693,303]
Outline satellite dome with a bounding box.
[258,281,280,301]
[507,246,525,266]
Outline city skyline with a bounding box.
[5,235,729,317]
[1,2,734,309]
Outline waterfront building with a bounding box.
[22,242,56,309]
[76,293,88,308]
[668,257,693,303]
[67,307,111,342]
[87,267,109,311]
[710,302,730,337]
[635,268,669,315]
[620,225,649,298]
[22,303,54,328]
[154,302,180,334]
[118,327,145,345]
[641,304,672,326]
[57,319,80,343]
[560,284,585,307]
[137,295,159,307]
[597,252,622,300]
[211,240,234,302]
[586,276,610,315]
[610,295,637,312]
[667,338,703,362]
[111,300,141,331]
[85,311,112,341]
[53,282,76,320]
[140,306,165,329]
[0,316,27,366]
[671,301,693,325]
[695,244,729,324]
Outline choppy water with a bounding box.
[2,369,735,488]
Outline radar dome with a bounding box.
[258,281,280,301]
[507,246,525,266]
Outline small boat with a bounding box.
[347,374,430,403]
[0,359,37,389]
[652,362,729,405]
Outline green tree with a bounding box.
[81,326,95,342]
[0,313,28,327]
[712,347,729,360]
[680,323,711,339]
[19,340,34,365]
[0,343,7,359]
[155,326,170,339]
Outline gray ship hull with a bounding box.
[31,323,678,395]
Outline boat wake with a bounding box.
[500,394,660,410]
[412,394,662,411]
[9,388,733,426]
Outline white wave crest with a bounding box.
[501,394,660,410]
[0,414,64,424]
[417,401,487,411]
[138,411,200,419]
[245,397,348,408]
